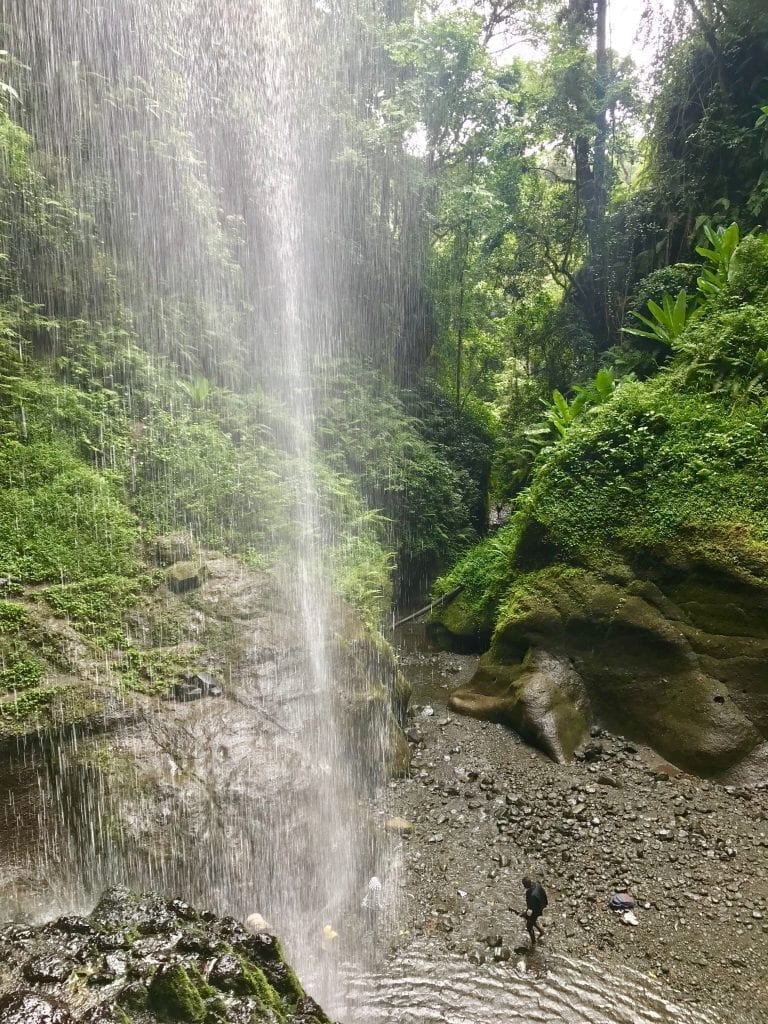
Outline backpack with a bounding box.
[609,892,636,911]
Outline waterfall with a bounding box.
[0,0,398,1011]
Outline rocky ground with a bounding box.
[386,630,768,1024]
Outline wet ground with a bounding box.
[352,623,768,1024]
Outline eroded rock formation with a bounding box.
[434,530,768,779]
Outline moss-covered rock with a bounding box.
[439,538,768,776]
[164,561,208,594]
[427,589,490,652]
[148,963,207,1021]
[0,889,329,1024]
[433,283,768,779]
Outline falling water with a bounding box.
[0,0,398,1011]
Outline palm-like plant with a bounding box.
[624,288,692,345]
[695,222,740,299]
[177,374,211,408]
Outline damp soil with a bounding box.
[373,623,768,1024]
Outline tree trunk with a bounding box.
[591,0,609,337]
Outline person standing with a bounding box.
[521,876,548,945]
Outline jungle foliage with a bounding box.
[2,0,768,680]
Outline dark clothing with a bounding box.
[523,881,548,944]
[525,882,548,918]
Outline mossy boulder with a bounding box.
[427,589,491,652]
[164,561,208,594]
[0,889,330,1024]
[439,540,768,776]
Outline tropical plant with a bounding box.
[695,221,740,299]
[177,374,212,408]
[624,289,693,345]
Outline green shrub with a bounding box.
[0,601,28,629]
[117,646,202,696]
[0,467,139,583]
[0,657,44,693]
[729,234,768,303]
[42,575,153,646]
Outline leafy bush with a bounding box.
[432,517,522,633]
[0,657,44,693]
[729,233,768,303]
[0,463,139,583]
[42,575,154,646]
[318,369,486,600]
[673,303,768,400]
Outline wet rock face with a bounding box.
[435,540,768,779]
[0,993,72,1024]
[0,888,331,1024]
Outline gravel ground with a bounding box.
[387,634,768,1024]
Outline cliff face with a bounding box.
[0,551,409,926]
[440,534,768,777]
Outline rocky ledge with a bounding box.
[0,888,331,1024]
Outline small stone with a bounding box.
[385,817,414,836]
[597,773,621,788]
[245,912,272,934]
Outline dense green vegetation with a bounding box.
[435,222,768,622]
[2,0,768,729]
[419,1,768,654]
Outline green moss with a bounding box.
[233,953,284,1017]
[41,575,155,647]
[0,684,67,725]
[117,645,203,696]
[147,963,206,1022]
[430,518,522,647]
[0,683,103,739]
[278,963,305,1006]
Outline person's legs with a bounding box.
[529,911,544,942]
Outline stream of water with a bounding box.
[346,946,719,1024]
